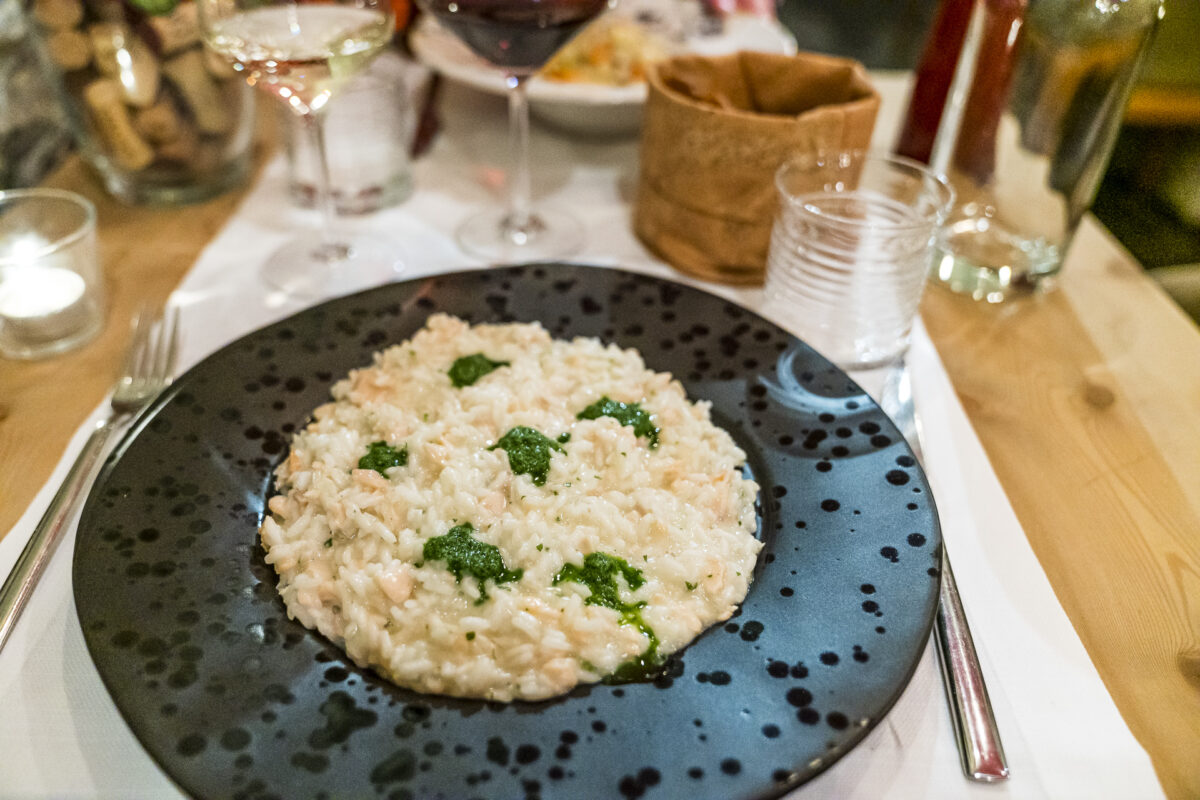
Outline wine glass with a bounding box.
[198,0,405,298]
[418,0,614,260]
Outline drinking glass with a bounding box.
[284,50,415,214]
[417,0,613,260]
[0,189,104,360]
[763,150,954,371]
[198,0,404,297]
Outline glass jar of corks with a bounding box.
[27,0,256,205]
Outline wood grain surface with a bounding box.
[0,150,269,538]
[921,222,1200,800]
[3,155,1199,797]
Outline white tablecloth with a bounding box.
[0,77,1165,799]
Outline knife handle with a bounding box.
[0,419,113,654]
[933,548,1010,782]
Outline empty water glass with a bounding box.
[763,151,953,371]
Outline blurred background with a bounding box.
[0,0,74,190]
[2,0,1197,319]
[779,0,1200,323]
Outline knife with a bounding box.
[887,363,1010,782]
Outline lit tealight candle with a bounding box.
[0,190,102,359]
[0,265,89,343]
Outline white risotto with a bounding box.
[260,314,761,701]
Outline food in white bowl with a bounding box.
[260,314,761,701]
[409,3,796,136]
[540,16,673,87]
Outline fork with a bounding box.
[0,304,179,654]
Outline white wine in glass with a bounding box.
[200,0,405,298]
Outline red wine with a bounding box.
[424,0,610,72]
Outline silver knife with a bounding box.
[886,363,1010,782]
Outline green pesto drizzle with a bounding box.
[448,354,510,387]
[576,396,660,448]
[358,441,408,476]
[489,426,563,486]
[422,523,523,604]
[554,552,645,609]
[554,553,664,682]
[605,644,666,685]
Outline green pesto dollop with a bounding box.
[422,523,523,604]
[554,552,645,611]
[448,353,510,388]
[554,553,664,682]
[605,641,665,685]
[489,426,563,486]
[576,396,660,448]
[358,441,408,476]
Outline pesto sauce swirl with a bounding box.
[576,396,660,448]
[554,553,664,681]
[448,353,510,388]
[422,523,523,604]
[489,426,564,486]
[358,441,408,476]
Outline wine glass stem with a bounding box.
[303,111,350,262]
[505,73,533,235]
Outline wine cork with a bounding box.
[134,100,183,144]
[163,49,230,135]
[32,0,83,30]
[146,3,200,56]
[86,23,124,76]
[154,125,200,163]
[45,28,92,71]
[83,79,154,171]
[203,47,238,80]
[88,22,161,107]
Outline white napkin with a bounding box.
[0,80,1164,799]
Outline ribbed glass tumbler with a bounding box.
[764,151,954,371]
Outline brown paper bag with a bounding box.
[634,50,880,285]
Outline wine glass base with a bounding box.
[455,207,583,262]
[261,231,406,299]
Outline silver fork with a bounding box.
[0,304,180,654]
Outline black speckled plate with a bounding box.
[74,264,941,800]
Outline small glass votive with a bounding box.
[0,189,104,360]
[763,151,954,371]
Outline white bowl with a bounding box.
[409,12,797,138]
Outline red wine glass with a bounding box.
[418,0,614,260]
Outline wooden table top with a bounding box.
[3,140,1199,798]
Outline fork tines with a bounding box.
[126,303,180,391]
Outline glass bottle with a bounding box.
[894,0,976,166]
[902,0,1166,302]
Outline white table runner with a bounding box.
[0,80,1164,799]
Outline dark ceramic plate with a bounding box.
[74,264,941,800]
